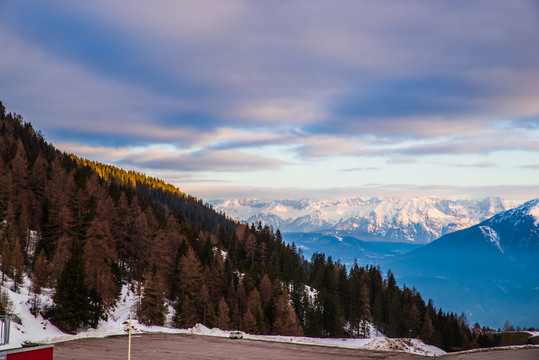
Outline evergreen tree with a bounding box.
[53,238,91,333]
[174,296,198,328]
[1,239,12,284]
[360,282,371,338]
[137,262,167,326]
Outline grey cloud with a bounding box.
[2,0,539,185]
[187,184,539,203]
[388,157,417,164]
[341,167,381,172]
[452,162,498,168]
[120,149,288,172]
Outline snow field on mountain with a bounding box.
[529,202,539,226]
[0,281,445,356]
[213,197,515,243]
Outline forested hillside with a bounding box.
[0,101,473,351]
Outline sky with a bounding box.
[1,0,538,202]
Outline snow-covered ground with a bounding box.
[1,280,447,356]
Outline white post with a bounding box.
[128,312,132,360]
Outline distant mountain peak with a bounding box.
[212,197,516,243]
[387,198,539,328]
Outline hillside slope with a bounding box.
[0,101,476,351]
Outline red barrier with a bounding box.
[1,345,53,360]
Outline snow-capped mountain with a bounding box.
[385,198,539,328]
[212,197,515,243]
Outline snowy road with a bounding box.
[52,333,539,360]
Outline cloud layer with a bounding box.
[1,0,538,200]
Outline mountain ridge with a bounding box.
[212,197,516,244]
[385,199,539,328]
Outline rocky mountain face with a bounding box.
[212,197,515,243]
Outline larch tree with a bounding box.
[258,274,273,309]
[247,288,263,328]
[242,308,257,334]
[216,297,231,330]
[50,234,74,284]
[273,292,303,336]
[177,246,202,298]
[31,248,49,295]
[199,283,213,327]
[83,217,118,308]
[209,252,227,305]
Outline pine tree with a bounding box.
[137,262,167,326]
[420,306,434,342]
[53,238,91,333]
[360,282,371,338]
[0,239,12,284]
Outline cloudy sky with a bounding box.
[1,0,538,201]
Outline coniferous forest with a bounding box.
[0,101,474,351]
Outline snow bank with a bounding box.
[0,282,445,357]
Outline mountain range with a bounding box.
[212,197,515,244]
[385,199,539,328]
[214,196,538,328]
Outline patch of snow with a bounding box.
[304,285,318,305]
[233,270,245,283]
[529,203,539,226]
[242,334,444,356]
[365,338,445,356]
[479,225,504,253]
